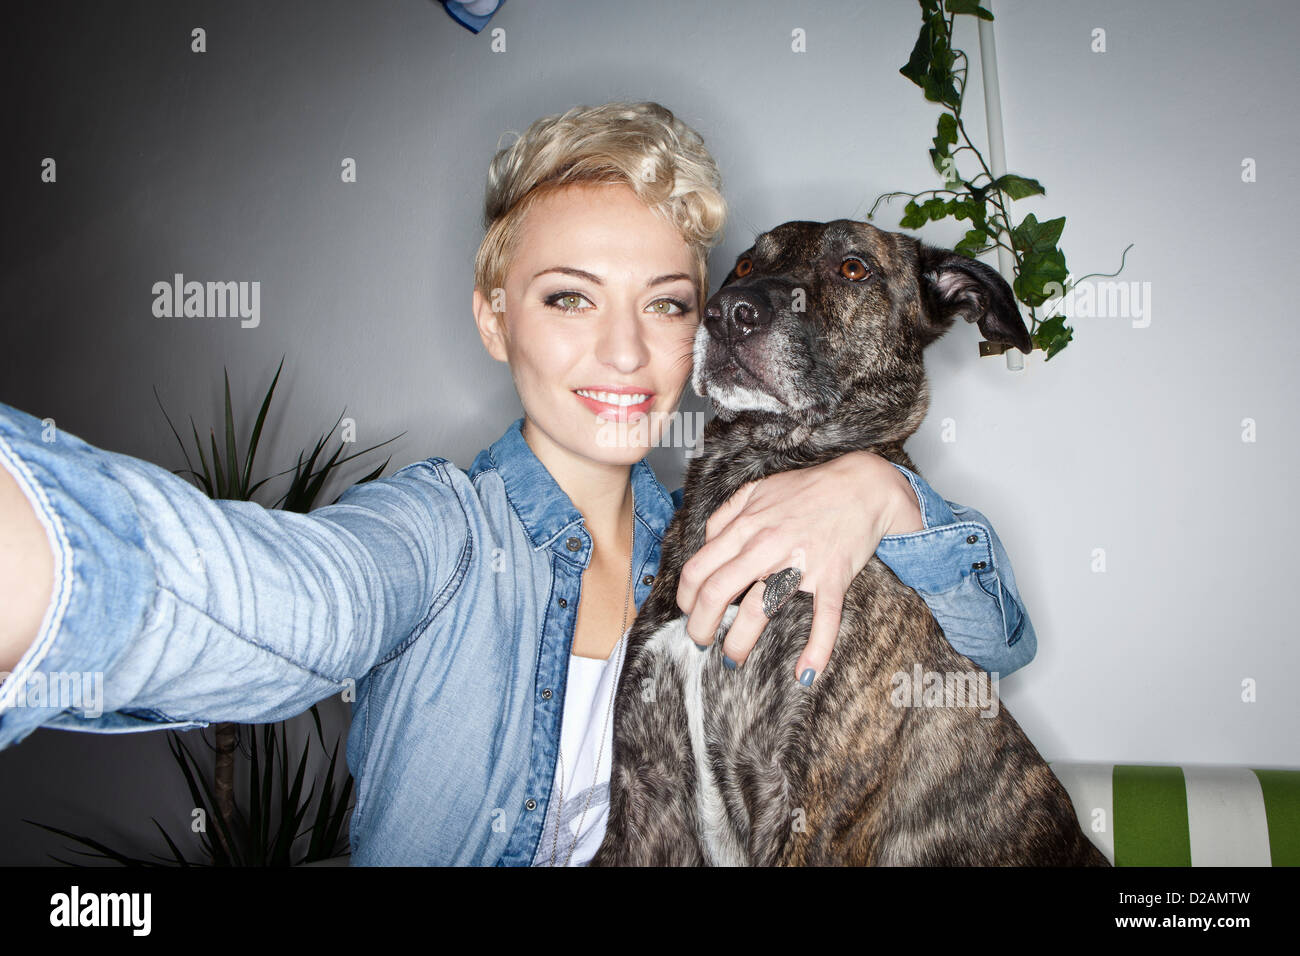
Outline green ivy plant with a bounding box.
[29,357,402,865]
[869,0,1130,360]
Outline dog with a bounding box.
[589,219,1108,866]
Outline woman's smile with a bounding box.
[573,385,657,421]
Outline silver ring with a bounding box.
[762,567,802,618]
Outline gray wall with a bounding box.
[1,0,1295,863]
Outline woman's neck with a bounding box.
[520,418,635,548]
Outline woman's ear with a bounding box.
[472,286,510,362]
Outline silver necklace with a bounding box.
[548,511,636,867]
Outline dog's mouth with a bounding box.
[692,324,791,416]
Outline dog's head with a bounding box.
[692,219,1031,445]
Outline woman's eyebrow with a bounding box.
[531,266,692,288]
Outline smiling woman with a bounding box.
[473,183,700,477]
[0,100,1034,867]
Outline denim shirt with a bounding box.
[0,404,1035,865]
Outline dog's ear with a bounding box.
[915,243,1032,354]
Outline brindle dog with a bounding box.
[589,219,1107,866]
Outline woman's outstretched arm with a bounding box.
[0,401,471,748]
[0,446,54,672]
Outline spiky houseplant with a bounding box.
[30,358,402,865]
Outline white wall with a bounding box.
[1,0,1295,863]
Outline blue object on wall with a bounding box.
[441,0,506,34]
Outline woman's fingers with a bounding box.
[675,480,757,615]
[793,586,846,687]
[681,525,787,645]
[717,577,772,667]
[715,572,845,685]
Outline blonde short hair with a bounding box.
[474,101,728,313]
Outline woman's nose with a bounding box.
[595,307,651,372]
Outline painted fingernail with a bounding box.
[799,668,816,687]
[723,653,737,671]
[693,640,710,651]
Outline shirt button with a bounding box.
[972,560,987,570]
[525,799,537,811]
[566,537,582,552]
[642,574,655,586]
[541,688,552,700]
[557,597,567,608]
[966,534,978,544]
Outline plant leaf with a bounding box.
[954,228,989,257]
[993,173,1046,200]
[222,369,242,498]
[1011,213,1066,254]
[241,356,284,495]
[1014,248,1070,306]
[945,0,993,19]
[1034,313,1074,360]
[25,820,163,867]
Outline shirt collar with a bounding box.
[470,417,677,553]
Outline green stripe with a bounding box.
[1253,769,1300,867]
[1112,765,1191,866]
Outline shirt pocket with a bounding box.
[975,567,1024,647]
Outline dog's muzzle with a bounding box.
[692,284,793,415]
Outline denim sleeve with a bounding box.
[873,463,1036,678]
[0,401,471,748]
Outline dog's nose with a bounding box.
[704,288,773,339]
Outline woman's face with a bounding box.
[473,181,700,469]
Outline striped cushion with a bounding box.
[1049,763,1300,866]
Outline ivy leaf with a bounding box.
[900,8,961,108]
[900,200,927,229]
[930,113,960,179]
[900,20,936,92]
[933,113,958,154]
[921,197,951,221]
[994,174,1046,200]
[1011,213,1066,254]
[1034,314,1074,360]
[954,228,988,257]
[951,199,982,222]
[1014,248,1069,306]
[945,0,994,19]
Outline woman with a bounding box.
[0,101,1035,866]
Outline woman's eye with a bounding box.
[545,291,591,313]
[647,298,691,318]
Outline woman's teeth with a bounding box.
[575,390,650,406]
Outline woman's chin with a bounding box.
[588,411,663,459]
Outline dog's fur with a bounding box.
[589,220,1107,866]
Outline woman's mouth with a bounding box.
[573,387,655,421]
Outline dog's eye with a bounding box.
[840,257,870,282]
[734,257,753,278]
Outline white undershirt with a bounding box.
[530,631,629,867]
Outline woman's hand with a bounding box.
[675,451,923,685]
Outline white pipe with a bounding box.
[976,1,1024,370]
